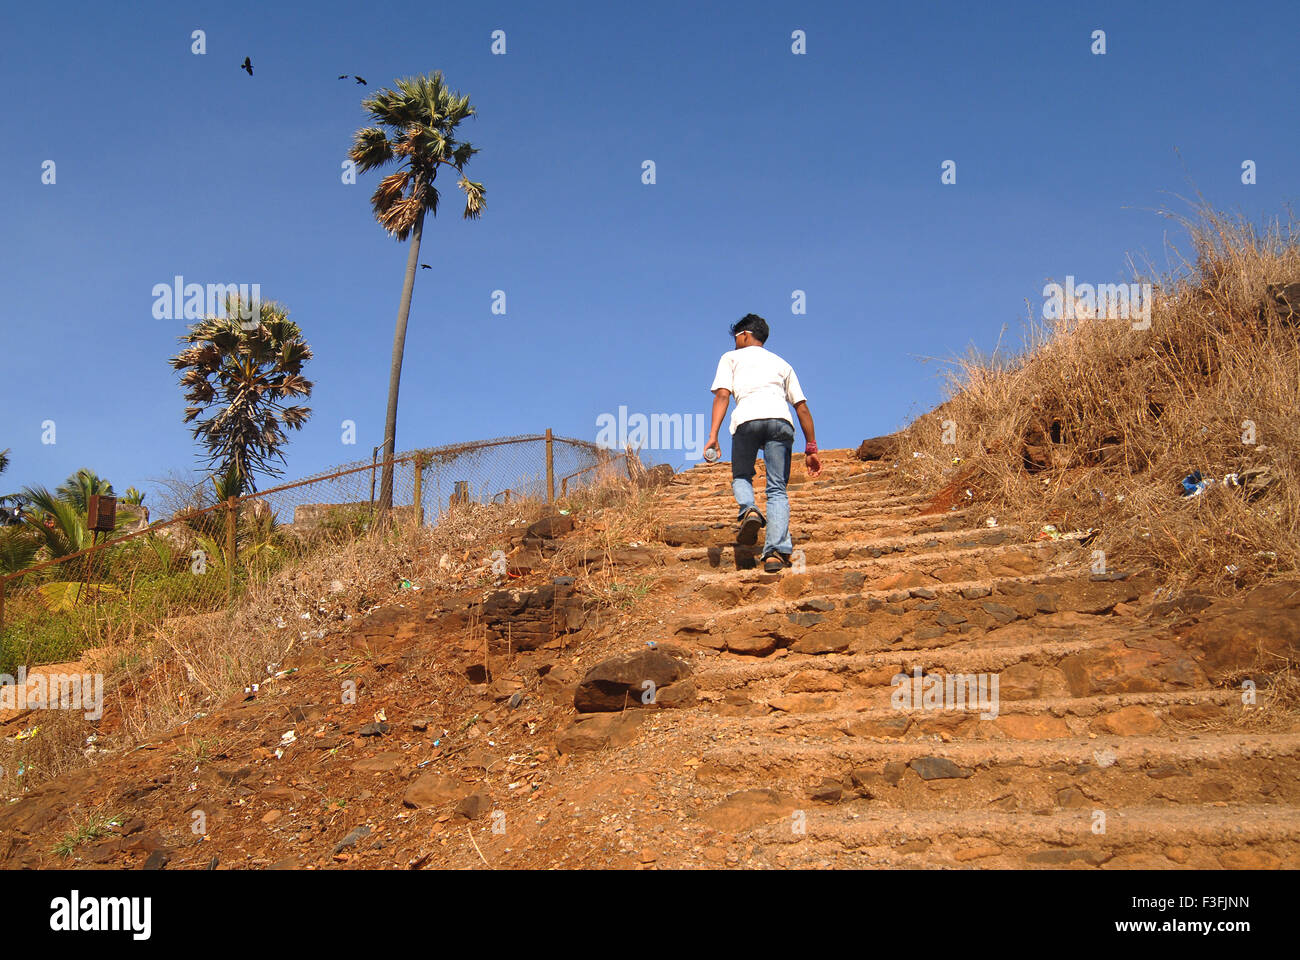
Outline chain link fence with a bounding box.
[0,433,626,672]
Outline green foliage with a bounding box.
[52,812,122,857]
[0,527,39,575]
[17,487,92,560]
[349,71,486,238]
[56,469,114,511]
[0,609,86,675]
[169,296,313,493]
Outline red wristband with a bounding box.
[805,442,817,455]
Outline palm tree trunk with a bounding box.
[378,208,426,510]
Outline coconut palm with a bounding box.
[0,447,18,509]
[348,71,486,509]
[18,485,93,559]
[55,468,115,511]
[0,527,38,574]
[169,295,313,494]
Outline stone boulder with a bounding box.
[573,648,695,712]
[855,435,896,461]
[556,711,645,754]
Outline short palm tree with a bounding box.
[17,468,118,562]
[349,71,486,509]
[18,485,92,559]
[56,468,115,511]
[0,447,18,508]
[169,295,313,494]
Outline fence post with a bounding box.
[412,455,425,529]
[225,495,238,603]
[545,428,555,504]
[0,577,6,635]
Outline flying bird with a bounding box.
[241,57,253,76]
[353,75,367,85]
[419,264,431,269]
[337,74,348,80]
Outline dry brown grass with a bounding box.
[897,203,1300,597]
[0,469,666,799]
[1,498,549,798]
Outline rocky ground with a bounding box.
[2,449,1297,869]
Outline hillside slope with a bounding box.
[2,450,1297,869]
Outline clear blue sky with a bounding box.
[2,0,1297,499]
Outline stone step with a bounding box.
[693,732,1300,785]
[690,631,1151,690]
[683,537,1058,584]
[687,687,1242,736]
[744,805,1300,868]
[660,489,931,518]
[665,523,1026,561]
[679,568,1150,637]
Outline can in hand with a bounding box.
[703,447,720,463]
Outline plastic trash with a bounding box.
[985,517,998,527]
[1181,471,1209,497]
[400,579,413,589]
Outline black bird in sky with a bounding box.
[419,264,431,269]
[353,75,367,85]
[337,74,348,80]
[241,57,253,76]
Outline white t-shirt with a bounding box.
[711,345,807,435]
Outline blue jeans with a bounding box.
[731,418,794,557]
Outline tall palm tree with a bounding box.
[349,71,486,509]
[169,295,313,494]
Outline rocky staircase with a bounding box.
[616,449,1300,868]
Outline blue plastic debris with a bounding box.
[1181,471,1207,497]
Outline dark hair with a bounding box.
[730,313,769,344]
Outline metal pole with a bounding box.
[545,428,555,504]
[225,495,238,603]
[413,456,424,528]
